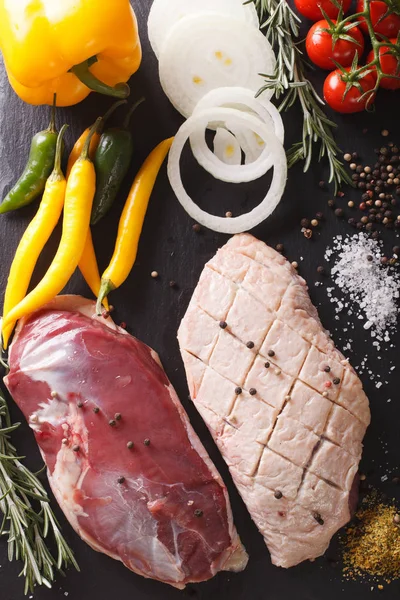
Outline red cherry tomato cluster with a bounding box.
[295,0,400,113]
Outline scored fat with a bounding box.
[178,234,370,568]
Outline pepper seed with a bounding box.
[313,512,324,525]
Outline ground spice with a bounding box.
[342,492,400,584]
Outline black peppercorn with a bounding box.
[219,321,227,329]
[334,208,344,217]
[328,199,335,208]
[301,218,310,228]
[249,388,257,396]
[274,490,283,499]
[276,243,284,253]
[246,341,255,349]
[268,350,275,357]
[235,387,242,395]
[317,266,325,275]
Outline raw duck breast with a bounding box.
[4,296,247,588]
[178,234,370,568]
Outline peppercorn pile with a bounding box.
[341,491,400,586]
[339,144,400,237]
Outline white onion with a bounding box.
[159,13,276,118]
[191,86,284,169]
[193,87,284,144]
[189,110,278,183]
[213,128,242,166]
[168,107,287,234]
[148,0,259,59]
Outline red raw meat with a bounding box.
[4,296,247,588]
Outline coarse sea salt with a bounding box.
[325,233,399,344]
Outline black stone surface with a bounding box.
[0,2,399,599]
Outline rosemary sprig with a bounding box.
[0,392,78,594]
[252,0,353,193]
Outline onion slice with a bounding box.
[148,0,259,59]
[159,14,276,118]
[190,109,279,183]
[213,128,242,166]
[168,107,287,234]
[193,87,285,144]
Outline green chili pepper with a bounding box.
[90,97,145,225]
[0,96,59,215]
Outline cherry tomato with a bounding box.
[306,20,365,70]
[323,68,376,113]
[357,0,400,37]
[367,42,400,90]
[294,0,351,21]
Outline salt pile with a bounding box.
[325,233,400,345]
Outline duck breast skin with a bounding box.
[178,233,370,568]
[4,295,247,588]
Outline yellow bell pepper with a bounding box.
[0,0,142,107]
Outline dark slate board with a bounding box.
[1,2,400,599]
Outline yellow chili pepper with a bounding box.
[79,229,109,311]
[96,138,173,314]
[2,125,68,350]
[66,100,126,178]
[2,119,101,337]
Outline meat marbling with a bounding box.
[4,295,247,588]
[178,233,371,568]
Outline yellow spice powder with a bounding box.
[342,492,400,584]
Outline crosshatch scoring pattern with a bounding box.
[178,234,371,568]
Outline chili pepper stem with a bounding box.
[96,279,115,315]
[123,97,145,130]
[47,93,57,134]
[48,124,68,182]
[80,117,103,161]
[71,59,130,99]
[100,100,128,134]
